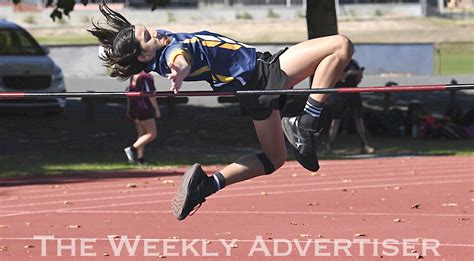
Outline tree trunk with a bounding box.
[282,0,339,118]
[306,0,338,40]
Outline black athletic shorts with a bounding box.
[238,48,289,121]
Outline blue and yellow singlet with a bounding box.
[145,30,256,91]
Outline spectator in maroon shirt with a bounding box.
[124,71,161,164]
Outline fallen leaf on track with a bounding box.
[127,183,137,188]
[66,225,81,229]
[354,233,366,237]
[411,204,421,209]
[393,218,404,223]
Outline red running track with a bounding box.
[0,156,473,260]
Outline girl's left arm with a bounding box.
[167,54,191,94]
[149,97,161,118]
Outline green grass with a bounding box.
[436,43,474,75]
[34,34,96,45]
[319,135,474,158]
[1,133,473,178]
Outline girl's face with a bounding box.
[134,25,163,63]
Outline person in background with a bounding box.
[124,71,161,164]
[325,59,375,154]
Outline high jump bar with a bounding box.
[0,83,473,99]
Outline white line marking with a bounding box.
[0,178,471,218]
[2,166,469,201]
[1,173,471,209]
[2,157,471,194]
[59,209,474,218]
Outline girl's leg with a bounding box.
[353,113,375,154]
[279,35,353,101]
[219,110,287,186]
[278,35,353,171]
[171,111,287,220]
[132,118,157,158]
[327,119,341,150]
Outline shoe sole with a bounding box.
[281,117,320,172]
[124,148,136,164]
[171,163,201,220]
[281,117,296,146]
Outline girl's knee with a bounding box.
[257,149,287,175]
[336,35,354,58]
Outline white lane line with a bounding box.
[59,209,474,218]
[1,168,470,202]
[2,157,471,194]
[1,173,471,209]
[0,178,470,218]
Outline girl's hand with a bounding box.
[155,109,161,119]
[167,63,184,94]
[167,55,191,94]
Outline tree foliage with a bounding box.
[12,0,171,21]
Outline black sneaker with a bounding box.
[281,116,320,171]
[124,146,137,164]
[172,163,208,220]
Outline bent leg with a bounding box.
[219,110,287,186]
[279,35,353,102]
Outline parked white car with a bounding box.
[0,19,66,113]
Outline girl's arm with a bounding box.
[144,76,161,118]
[167,54,191,94]
[149,96,161,118]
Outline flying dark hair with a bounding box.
[88,1,145,79]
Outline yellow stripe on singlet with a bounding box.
[201,40,221,47]
[219,43,242,50]
[212,74,234,83]
[168,49,192,64]
[189,66,210,77]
